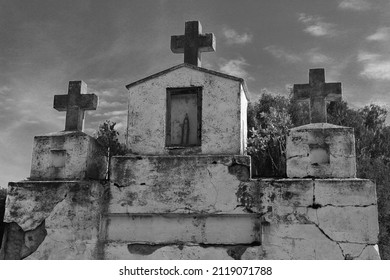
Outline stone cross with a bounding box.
[171,21,216,67]
[293,69,342,123]
[53,81,98,131]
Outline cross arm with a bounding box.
[80,94,98,110]
[53,95,68,111]
[198,33,216,52]
[171,35,185,53]
[324,82,342,101]
[53,94,98,111]
[171,33,215,53]
[293,84,311,101]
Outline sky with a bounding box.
[1,0,390,187]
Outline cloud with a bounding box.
[264,46,333,65]
[298,13,337,37]
[88,78,127,97]
[366,27,390,41]
[264,45,301,63]
[338,0,371,11]
[361,61,390,80]
[99,99,127,109]
[93,110,127,118]
[358,51,390,80]
[357,51,381,61]
[306,48,334,64]
[219,58,251,79]
[222,28,253,45]
[0,86,11,95]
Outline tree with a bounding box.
[247,91,292,177]
[95,120,127,180]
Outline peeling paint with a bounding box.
[228,163,250,181]
[127,244,165,255]
[1,220,46,259]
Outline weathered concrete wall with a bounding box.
[1,174,379,259]
[287,123,356,178]
[101,155,379,260]
[104,155,261,259]
[0,181,106,259]
[127,66,247,155]
[242,178,380,259]
[30,131,107,180]
[109,155,251,214]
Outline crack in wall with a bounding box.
[312,207,362,259]
[316,204,376,208]
[287,154,306,160]
[355,244,370,259]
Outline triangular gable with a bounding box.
[125,63,250,101]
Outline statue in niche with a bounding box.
[181,113,190,145]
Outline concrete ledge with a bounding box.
[314,179,376,206]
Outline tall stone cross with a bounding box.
[171,21,216,67]
[53,81,98,131]
[293,69,342,123]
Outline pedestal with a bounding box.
[30,131,107,180]
[286,123,356,178]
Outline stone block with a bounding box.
[106,214,261,244]
[260,179,314,207]
[314,179,377,206]
[30,131,107,180]
[109,155,250,214]
[253,178,380,259]
[286,123,356,178]
[316,205,379,244]
[261,224,344,259]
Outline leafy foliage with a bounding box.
[247,92,292,177]
[95,120,127,157]
[95,120,127,180]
